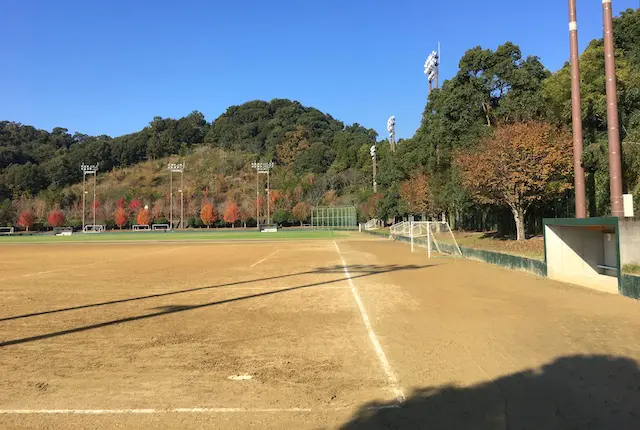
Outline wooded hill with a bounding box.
[1,8,639,238]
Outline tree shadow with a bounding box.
[342,354,640,429]
[0,264,432,348]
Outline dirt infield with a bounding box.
[1,237,639,429]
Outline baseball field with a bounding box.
[1,233,639,429]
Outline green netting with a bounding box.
[311,206,357,230]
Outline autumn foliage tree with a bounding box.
[129,199,142,214]
[114,207,128,229]
[137,208,152,226]
[200,203,216,227]
[47,209,65,228]
[292,202,311,226]
[456,122,572,241]
[399,173,434,217]
[17,209,35,232]
[223,200,240,227]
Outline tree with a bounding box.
[116,197,126,209]
[399,173,434,216]
[47,209,65,228]
[137,208,152,226]
[17,209,35,232]
[0,199,15,226]
[456,122,572,240]
[223,201,240,227]
[292,202,311,226]
[129,199,142,213]
[200,203,216,227]
[114,207,128,229]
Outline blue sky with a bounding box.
[1,0,638,140]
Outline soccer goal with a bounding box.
[83,224,105,233]
[409,221,462,258]
[0,227,14,235]
[53,227,73,236]
[133,225,151,231]
[364,219,383,231]
[152,224,170,231]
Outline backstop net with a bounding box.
[311,206,357,230]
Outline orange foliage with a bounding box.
[223,201,240,226]
[200,203,216,226]
[137,208,152,226]
[114,207,128,228]
[292,202,311,225]
[399,173,434,216]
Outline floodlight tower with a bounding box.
[424,47,440,93]
[387,116,396,153]
[602,0,624,217]
[370,145,377,193]
[568,0,587,218]
[251,161,275,228]
[80,163,99,231]
[168,162,186,229]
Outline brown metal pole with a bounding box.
[602,0,624,217]
[429,80,432,94]
[568,0,587,218]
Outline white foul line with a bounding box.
[332,241,405,403]
[250,249,280,268]
[0,405,401,415]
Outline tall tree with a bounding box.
[223,201,240,227]
[456,122,572,240]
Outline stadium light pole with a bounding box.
[387,116,396,153]
[602,0,624,217]
[370,145,377,193]
[168,162,185,229]
[251,161,274,228]
[424,48,440,94]
[568,0,587,218]
[80,163,99,231]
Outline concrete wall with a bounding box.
[619,219,640,266]
[544,225,618,294]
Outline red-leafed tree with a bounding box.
[17,210,35,232]
[200,203,216,227]
[129,199,142,213]
[223,201,240,227]
[114,207,128,229]
[137,208,152,226]
[116,197,126,209]
[292,202,311,226]
[456,122,572,241]
[47,209,65,228]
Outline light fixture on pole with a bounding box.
[251,161,275,228]
[370,145,377,193]
[80,163,99,232]
[387,116,396,153]
[424,47,440,93]
[168,162,186,229]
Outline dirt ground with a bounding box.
[0,237,639,429]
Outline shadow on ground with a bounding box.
[342,354,640,429]
[0,264,432,347]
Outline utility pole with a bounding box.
[370,145,377,193]
[568,0,587,218]
[602,0,624,217]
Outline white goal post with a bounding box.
[409,221,462,258]
[152,224,170,231]
[53,227,73,236]
[0,227,14,235]
[83,224,105,233]
[133,225,151,231]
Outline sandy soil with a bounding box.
[0,237,638,429]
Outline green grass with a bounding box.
[0,229,351,244]
[623,264,640,275]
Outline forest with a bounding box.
[1,8,639,239]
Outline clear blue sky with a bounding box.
[1,0,638,140]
